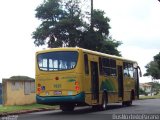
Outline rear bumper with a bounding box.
[36,92,85,105]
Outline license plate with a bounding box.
[54,91,62,95]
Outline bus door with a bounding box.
[117,66,123,98]
[90,61,99,103]
[134,66,141,99]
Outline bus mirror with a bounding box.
[137,66,142,77]
[139,71,142,77]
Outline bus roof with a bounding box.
[36,47,137,63]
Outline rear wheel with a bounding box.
[92,93,108,111]
[60,105,75,112]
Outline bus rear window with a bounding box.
[37,51,78,71]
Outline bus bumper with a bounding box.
[36,92,85,105]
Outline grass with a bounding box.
[0,104,57,113]
[139,94,160,100]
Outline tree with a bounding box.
[32,0,122,56]
[154,52,160,68]
[79,10,122,56]
[150,82,160,95]
[33,0,83,47]
[144,52,160,80]
[139,88,147,96]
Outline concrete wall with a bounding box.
[2,79,36,106]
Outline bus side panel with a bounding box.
[123,77,135,101]
[100,76,118,103]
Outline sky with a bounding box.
[0,0,159,83]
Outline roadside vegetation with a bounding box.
[139,94,160,100]
[139,82,160,96]
[0,104,57,113]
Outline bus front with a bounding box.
[35,48,84,111]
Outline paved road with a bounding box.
[3,99,160,120]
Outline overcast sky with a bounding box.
[0,0,159,83]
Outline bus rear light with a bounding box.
[37,88,41,94]
[37,83,41,94]
[75,81,80,91]
[75,86,80,91]
[37,88,41,92]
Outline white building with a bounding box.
[140,83,152,93]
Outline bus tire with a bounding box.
[60,105,74,112]
[100,93,108,110]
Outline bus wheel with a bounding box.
[60,105,74,112]
[100,93,108,110]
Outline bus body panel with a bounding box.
[36,73,83,96]
[35,48,85,105]
[35,47,140,108]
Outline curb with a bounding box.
[0,107,59,117]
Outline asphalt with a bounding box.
[1,98,160,117]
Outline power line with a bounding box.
[91,0,93,30]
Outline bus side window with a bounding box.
[128,63,133,78]
[133,68,138,80]
[123,62,129,77]
[99,57,103,75]
[102,58,116,76]
[123,62,134,78]
[110,59,117,76]
[102,58,110,76]
[84,54,89,74]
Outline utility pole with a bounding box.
[91,0,93,31]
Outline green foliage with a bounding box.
[148,82,160,95]
[139,88,147,96]
[33,0,83,48]
[0,104,55,113]
[139,95,160,99]
[99,37,122,56]
[154,52,160,69]
[79,10,122,56]
[144,52,160,79]
[32,0,122,56]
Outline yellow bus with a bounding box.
[35,47,141,111]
